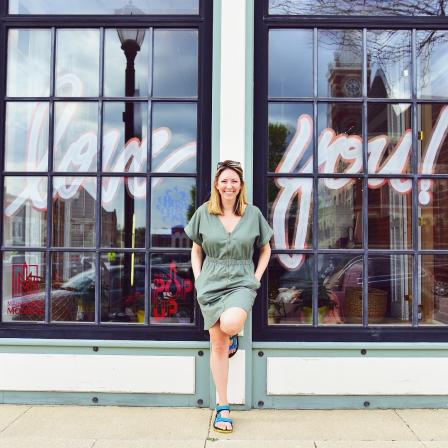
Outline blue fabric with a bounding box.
[215,416,233,424]
[216,404,230,412]
[215,405,233,428]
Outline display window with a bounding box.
[255,1,448,341]
[9,1,199,15]
[0,1,212,340]
[269,1,448,16]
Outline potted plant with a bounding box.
[299,281,335,324]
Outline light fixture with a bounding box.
[115,2,145,48]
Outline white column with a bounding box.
[216,0,248,405]
[219,0,246,166]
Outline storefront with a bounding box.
[1,0,448,409]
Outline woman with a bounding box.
[184,160,273,433]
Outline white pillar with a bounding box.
[219,0,246,166]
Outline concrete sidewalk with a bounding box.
[1,405,448,448]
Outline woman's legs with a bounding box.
[209,307,248,431]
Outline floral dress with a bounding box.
[184,202,274,330]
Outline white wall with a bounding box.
[0,353,195,394]
[267,357,448,395]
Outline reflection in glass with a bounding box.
[417,31,448,99]
[368,255,412,325]
[318,179,362,249]
[367,30,411,99]
[318,255,348,324]
[317,103,362,174]
[56,29,100,97]
[151,102,197,173]
[368,181,412,249]
[101,177,146,248]
[267,254,313,325]
[10,0,199,15]
[54,102,98,172]
[367,103,412,173]
[153,30,198,98]
[318,103,362,136]
[318,30,362,98]
[419,179,448,250]
[53,177,96,247]
[4,177,47,247]
[100,252,145,323]
[269,0,447,16]
[151,177,196,248]
[418,104,448,174]
[421,255,448,325]
[319,254,363,325]
[268,103,313,173]
[268,178,313,251]
[51,252,96,322]
[269,29,312,98]
[2,251,46,322]
[104,29,149,97]
[102,102,147,173]
[7,29,51,97]
[5,102,49,172]
[150,253,195,325]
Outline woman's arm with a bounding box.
[254,243,271,281]
[191,241,204,279]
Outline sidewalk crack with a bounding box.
[394,409,422,442]
[204,409,214,447]
[0,405,33,434]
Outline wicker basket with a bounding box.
[345,287,388,322]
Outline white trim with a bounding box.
[0,353,195,394]
[267,357,448,395]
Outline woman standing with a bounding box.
[184,160,273,433]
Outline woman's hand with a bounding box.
[254,242,271,282]
[191,241,204,279]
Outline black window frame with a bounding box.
[0,0,212,341]
[253,0,448,342]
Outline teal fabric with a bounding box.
[216,404,231,411]
[184,202,274,330]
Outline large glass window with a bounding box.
[269,1,448,16]
[9,1,199,15]
[257,1,448,339]
[1,5,211,339]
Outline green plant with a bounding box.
[299,282,335,309]
[293,259,336,309]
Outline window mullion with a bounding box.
[145,27,153,326]
[411,28,419,328]
[95,26,105,325]
[45,26,57,323]
[362,27,369,328]
[0,19,6,321]
[312,27,318,327]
